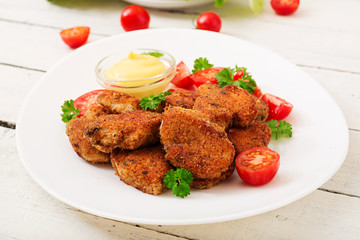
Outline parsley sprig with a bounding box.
[61,100,80,123]
[141,52,164,58]
[267,120,293,140]
[164,168,194,198]
[192,57,214,73]
[140,91,172,111]
[216,66,257,94]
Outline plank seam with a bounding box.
[0,17,109,37]
[0,62,46,73]
[318,188,360,199]
[65,207,196,239]
[0,120,16,129]
[297,64,360,75]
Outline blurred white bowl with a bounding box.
[123,0,214,9]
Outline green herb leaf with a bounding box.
[61,100,80,123]
[215,66,257,94]
[141,52,164,58]
[267,120,293,140]
[192,57,214,73]
[140,91,172,111]
[164,168,193,198]
[215,0,227,7]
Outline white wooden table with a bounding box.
[1,0,359,239]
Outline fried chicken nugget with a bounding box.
[252,95,269,121]
[66,117,110,164]
[164,88,200,109]
[83,104,110,120]
[194,83,257,129]
[111,146,172,195]
[227,120,271,156]
[191,163,235,189]
[97,90,140,114]
[160,107,235,179]
[85,110,161,153]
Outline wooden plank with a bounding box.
[1,125,359,239]
[0,21,104,71]
[145,189,360,240]
[0,65,43,123]
[0,0,359,73]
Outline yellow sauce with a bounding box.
[102,52,173,98]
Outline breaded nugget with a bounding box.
[198,81,222,95]
[160,107,235,179]
[111,146,172,195]
[252,95,269,121]
[227,120,271,156]
[194,83,257,129]
[191,163,235,189]
[85,110,161,153]
[97,90,140,114]
[164,88,200,109]
[66,117,110,164]
[83,104,110,120]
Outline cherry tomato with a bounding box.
[120,5,150,32]
[233,70,244,81]
[261,93,293,121]
[271,0,300,15]
[171,61,194,89]
[190,67,225,87]
[196,12,222,32]
[235,147,280,186]
[74,89,105,118]
[253,86,263,98]
[60,26,90,49]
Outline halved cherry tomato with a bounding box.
[171,61,194,89]
[253,86,263,98]
[74,89,105,118]
[60,26,90,49]
[235,147,280,186]
[271,0,300,15]
[196,12,222,32]
[120,5,150,32]
[190,67,225,87]
[261,93,293,121]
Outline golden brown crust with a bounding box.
[85,110,161,153]
[164,88,200,109]
[193,83,257,129]
[66,117,110,164]
[83,104,110,120]
[227,120,271,156]
[110,146,172,195]
[97,90,140,114]
[252,95,269,121]
[191,163,235,189]
[160,107,235,179]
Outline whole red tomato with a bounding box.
[121,5,150,32]
[60,26,90,49]
[196,12,222,32]
[271,0,300,15]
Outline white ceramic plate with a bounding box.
[123,0,214,9]
[17,29,349,225]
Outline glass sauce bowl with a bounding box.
[95,48,176,98]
